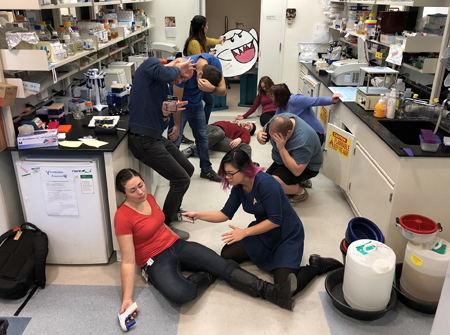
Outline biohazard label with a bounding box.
[328,130,351,158]
[320,106,328,125]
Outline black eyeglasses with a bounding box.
[224,170,240,178]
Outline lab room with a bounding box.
[0,0,450,334]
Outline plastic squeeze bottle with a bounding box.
[386,88,397,119]
[374,97,387,118]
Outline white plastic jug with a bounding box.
[400,239,450,305]
[343,239,396,311]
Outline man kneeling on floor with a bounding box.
[182,120,256,159]
[257,114,322,203]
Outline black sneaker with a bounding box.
[181,135,194,144]
[200,170,222,182]
[181,146,194,158]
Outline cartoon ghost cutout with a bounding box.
[214,28,259,78]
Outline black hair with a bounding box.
[218,148,263,189]
[183,15,207,56]
[249,123,256,136]
[202,64,223,87]
[115,168,143,194]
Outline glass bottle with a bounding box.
[37,21,52,40]
[57,26,65,40]
[51,31,59,41]
[62,21,73,37]
[357,17,365,35]
[63,35,75,56]
[73,102,85,120]
[85,101,94,115]
[71,30,83,53]
[104,24,111,41]
[61,40,68,59]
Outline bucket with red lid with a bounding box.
[396,214,443,244]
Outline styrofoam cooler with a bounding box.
[343,239,396,311]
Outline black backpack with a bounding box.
[0,222,48,300]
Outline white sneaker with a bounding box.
[288,189,309,203]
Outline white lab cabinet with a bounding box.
[348,143,394,234]
[15,156,113,265]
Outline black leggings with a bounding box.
[260,111,276,127]
[221,242,320,296]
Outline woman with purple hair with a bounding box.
[183,149,342,298]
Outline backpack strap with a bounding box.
[32,230,48,288]
[21,222,41,232]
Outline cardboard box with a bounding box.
[17,129,58,150]
[0,83,18,107]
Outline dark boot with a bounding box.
[187,271,217,298]
[309,254,344,275]
[227,263,296,311]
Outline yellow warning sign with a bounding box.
[320,106,328,125]
[328,130,351,158]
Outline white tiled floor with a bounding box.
[46,83,355,334]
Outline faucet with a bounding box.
[64,79,80,97]
[434,93,450,134]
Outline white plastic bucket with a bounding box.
[343,239,396,311]
[400,239,450,305]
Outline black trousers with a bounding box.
[128,134,194,224]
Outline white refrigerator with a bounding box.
[15,156,113,264]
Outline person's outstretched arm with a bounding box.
[117,234,138,315]
[237,94,262,120]
[183,210,229,223]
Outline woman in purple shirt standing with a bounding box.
[236,76,277,127]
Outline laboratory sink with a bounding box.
[378,120,450,145]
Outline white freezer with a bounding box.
[15,156,112,265]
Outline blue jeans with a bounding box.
[144,239,235,305]
[170,105,212,173]
[203,91,214,124]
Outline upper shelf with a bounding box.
[329,0,449,5]
[1,0,153,10]
[330,27,443,52]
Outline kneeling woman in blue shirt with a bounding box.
[183,149,343,299]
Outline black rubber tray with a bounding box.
[325,268,397,321]
[394,263,437,315]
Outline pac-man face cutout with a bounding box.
[214,28,259,78]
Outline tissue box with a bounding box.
[0,83,18,107]
[17,129,59,150]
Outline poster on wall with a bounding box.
[213,28,259,78]
[165,16,176,38]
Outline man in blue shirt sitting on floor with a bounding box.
[168,53,227,182]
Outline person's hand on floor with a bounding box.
[236,115,244,120]
[221,225,246,244]
[120,300,139,322]
[331,93,342,103]
[230,138,242,148]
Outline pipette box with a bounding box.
[111,84,126,94]
[114,91,128,105]
[17,129,59,150]
[48,103,65,115]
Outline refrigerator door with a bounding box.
[15,157,112,264]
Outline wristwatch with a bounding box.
[212,86,218,94]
